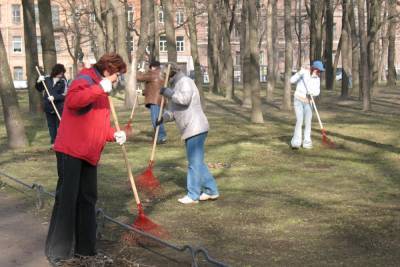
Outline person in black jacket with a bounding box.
[36,64,68,149]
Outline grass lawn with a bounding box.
[0,83,400,266]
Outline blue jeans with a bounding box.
[149,104,167,141]
[185,132,219,200]
[291,98,313,148]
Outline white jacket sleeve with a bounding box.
[171,81,193,106]
[290,72,302,84]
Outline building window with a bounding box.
[176,10,184,25]
[259,51,264,65]
[176,36,184,52]
[128,35,134,52]
[12,36,22,53]
[127,5,134,23]
[12,4,21,24]
[52,5,60,27]
[37,36,42,53]
[159,9,164,23]
[235,51,240,65]
[159,35,167,52]
[13,67,23,81]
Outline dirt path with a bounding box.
[0,191,50,267]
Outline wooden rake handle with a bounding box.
[108,95,141,205]
[35,66,62,121]
[300,77,324,130]
[149,64,171,162]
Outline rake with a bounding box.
[35,66,62,120]
[107,95,167,242]
[301,78,336,148]
[123,94,139,137]
[136,64,171,195]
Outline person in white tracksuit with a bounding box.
[290,60,325,149]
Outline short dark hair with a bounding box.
[94,53,127,75]
[51,64,66,77]
[149,61,161,68]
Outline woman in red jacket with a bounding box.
[45,53,127,265]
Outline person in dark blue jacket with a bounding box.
[36,64,67,149]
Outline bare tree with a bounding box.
[340,0,352,99]
[207,0,220,94]
[387,0,397,85]
[266,0,276,101]
[282,0,293,111]
[105,0,115,52]
[92,0,106,58]
[184,0,204,105]
[22,0,42,114]
[324,0,334,90]
[0,30,28,149]
[309,0,325,62]
[247,0,263,123]
[161,0,177,62]
[38,0,57,74]
[358,0,371,111]
[241,0,252,107]
[137,0,150,62]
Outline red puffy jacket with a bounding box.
[54,68,115,166]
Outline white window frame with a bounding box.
[13,67,23,81]
[12,36,22,53]
[127,5,134,23]
[176,36,184,52]
[159,35,167,52]
[176,10,184,25]
[12,4,21,24]
[159,9,164,23]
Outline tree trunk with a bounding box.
[358,0,371,111]
[161,0,177,63]
[208,0,219,94]
[378,3,388,83]
[340,0,351,99]
[184,0,205,106]
[282,0,293,111]
[22,0,42,114]
[367,0,380,92]
[241,0,252,107]
[295,0,303,69]
[248,0,263,123]
[0,31,28,149]
[153,4,160,61]
[137,0,149,62]
[105,0,115,52]
[38,0,57,74]
[349,0,360,87]
[220,0,234,100]
[125,36,137,113]
[310,0,324,62]
[266,0,276,101]
[325,0,334,90]
[148,1,156,61]
[92,0,106,58]
[387,0,397,86]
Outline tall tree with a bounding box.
[266,0,276,101]
[184,0,205,105]
[241,0,252,107]
[105,0,115,52]
[219,0,235,100]
[282,0,293,111]
[207,0,219,94]
[92,0,106,58]
[137,0,150,62]
[248,0,263,123]
[0,31,28,149]
[294,0,303,70]
[161,0,177,62]
[340,0,352,99]
[38,0,57,74]
[153,4,161,61]
[358,0,371,111]
[387,0,397,86]
[324,0,334,90]
[148,1,156,61]
[22,0,42,114]
[309,0,325,62]
[349,0,360,87]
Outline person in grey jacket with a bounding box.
[158,64,219,204]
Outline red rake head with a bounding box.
[121,203,169,246]
[136,161,161,195]
[321,129,336,149]
[124,121,133,137]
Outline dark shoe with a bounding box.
[47,257,64,267]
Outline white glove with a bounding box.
[48,95,55,102]
[114,131,126,145]
[298,68,309,77]
[100,79,113,93]
[37,75,45,83]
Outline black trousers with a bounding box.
[45,152,98,260]
[45,112,60,144]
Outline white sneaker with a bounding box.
[199,193,219,201]
[178,195,199,204]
